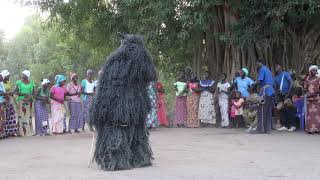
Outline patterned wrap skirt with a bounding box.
[198,91,216,124]
[0,104,5,138]
[68,100,84,130]
[306,98,320,133]
[4,99,18,136]
[186,93,200,127]
[174,96,187,125]
[82,95,93,124]
[50,100,66,133]
[34,100,49,135]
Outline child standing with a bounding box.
[217,73,230,128]
[230,92,245,128]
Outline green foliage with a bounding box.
[2,15,106,85]
[232,0,320,45]
[8,0,319,109]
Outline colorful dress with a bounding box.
[304,77,320,133]
[4,81,18,136]
[34,87,50,135]
[81,79,95,125]
[0,82,6,138]
[156,82,169,126]
[217,82,230,127]
[186,82,200,128]
[146,82,159,128]
[174,81,187,126]
[50,86,67,133]
[198,80,216,124]
[67,83,83,131]
[16,80,36,136]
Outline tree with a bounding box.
[3,15,108,83]
[21,0,320,80]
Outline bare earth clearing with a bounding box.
[1,128,320,180]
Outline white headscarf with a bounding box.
[22,70,31,79]
[309,65,318,72]
[41,79,50,86]
[1,70,10,78]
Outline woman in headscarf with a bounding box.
[2,70,18,137]
[66,73,83,133]
[304,65,320,134]
[34,79,51,136]
[81,69,95,131]
[50,75,67,134]
[198,71,216,126]
[186,72,200,128]
[14,70,36,136]
[55,74,68,133]
[234,68,254,98]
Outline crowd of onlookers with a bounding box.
[0,69,100,139]
[151,60,320,134]
[1,59,320,140]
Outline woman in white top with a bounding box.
[217,73,231,128]
[81,69,95,130]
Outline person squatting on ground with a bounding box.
[89,34,156,171]
[243,86,261,132]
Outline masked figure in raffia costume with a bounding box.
[89,34,157,171]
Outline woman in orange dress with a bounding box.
[304,65,320,134]
[186,73,200,128]
[156,82,169,127]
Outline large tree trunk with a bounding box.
[192,29,204,79]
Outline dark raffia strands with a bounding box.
[89,34,157,171]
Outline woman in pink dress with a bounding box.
[186,73,200,128]
[50,75,67,134]
[156,82,169,127]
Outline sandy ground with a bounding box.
[1,128,320,180]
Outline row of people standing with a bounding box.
[171,62,274,132]
[0,69,98,138]
[173,70,233,128]
[171,61,320,135]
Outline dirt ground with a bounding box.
[1,128,320,180]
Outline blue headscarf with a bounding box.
[55,75,66,86]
